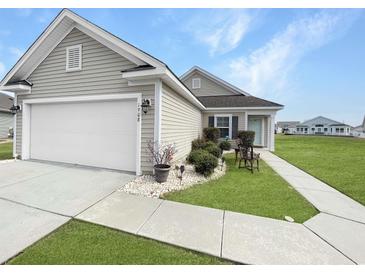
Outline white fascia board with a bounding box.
[180,66,198,80]
[0,10,68,86]
[0,84,31,93]
[66,11,163,68]
[121,67,167,79]
[24,25,76,80]
[123,68,206,110]
[180,66,250,96]
[164,70,205,110]
[75,24,146,67]
[1,9,165,86]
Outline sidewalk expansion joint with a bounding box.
[136,199,164,234]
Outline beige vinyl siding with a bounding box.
[202,112,246,132]
[16,28,155,173]
[0,112,13,138]
[182,71,238,97]
[161,83,202,163]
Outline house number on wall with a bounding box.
[137,104,141,122]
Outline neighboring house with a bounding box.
[181,66,283,150]
[353,115,365,138]
[0,92,14,138]
[296,116,352,136]
[0,9,283,175]
[276,121,300,134]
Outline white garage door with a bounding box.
[29,99,137,172]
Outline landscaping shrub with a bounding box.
[204,141,217,149]
[187,149,205,165]
[237,130,255,146]
[219,140,231,151]
[191,138,206,151]
[203,127,220,143]
[193,151,218,176]
[204,145,221,158]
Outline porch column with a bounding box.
[244,112,248,130]
[269,114,275,151]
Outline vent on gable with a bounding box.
[66,44,82,72]
[192,78,201,89]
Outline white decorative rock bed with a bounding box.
[119,161,226,198]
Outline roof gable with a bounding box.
[0,9,165,86]
[180,66,250,96]
[300,116,342,126]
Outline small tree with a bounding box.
[203,127,220,143]
[237,131,255,147]
[147,140,177,166]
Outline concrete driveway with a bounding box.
[0,160,134,264]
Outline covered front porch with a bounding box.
[202,110,276,151]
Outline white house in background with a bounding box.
[296,116,352,136]
[353,115,365,138]
[276,121,300,134]
[0,92,14,138]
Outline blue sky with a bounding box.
[0,8,364,125]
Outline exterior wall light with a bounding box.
[10,105,21,114]
[141,99,151,114]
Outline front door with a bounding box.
[248,118,263,146]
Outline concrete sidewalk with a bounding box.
[259,150,365,224]
[259,150,365,264]
[76,192,354,265]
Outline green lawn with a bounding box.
[165,153,317,223]
[0,141,13,160]
[275,134,365,205]
[9,220,229,265]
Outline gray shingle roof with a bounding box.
[196,95,283,108]
[121,64,155,72]
[277,121,300,128]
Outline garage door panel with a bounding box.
[30,99,137,172]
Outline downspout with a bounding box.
[154,79,162,146]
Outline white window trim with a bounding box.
[192,78,201,89]
[21,93,142,175]
[66,44,82,72]
[214,114,232,139]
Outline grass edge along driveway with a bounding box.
[275,134,365,206]
[165,153,318,223]
[8,220,230,265]
[0,141,12,160]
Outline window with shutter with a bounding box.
[66,44,82,72]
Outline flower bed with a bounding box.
[119,161,226,198]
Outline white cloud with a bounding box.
[226,10,360,97]
[9,47,24,59]
[184,10,256,56]
[16,8,32,17]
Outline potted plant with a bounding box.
[147,141,177,183]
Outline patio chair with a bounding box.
[238,145,260,173]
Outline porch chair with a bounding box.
[238,144,260,173]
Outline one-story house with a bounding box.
[353,115,365,138]
[0,9,283,175]
[276,121,300,134]
[296,116,352,136]
[0,92,14,139]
